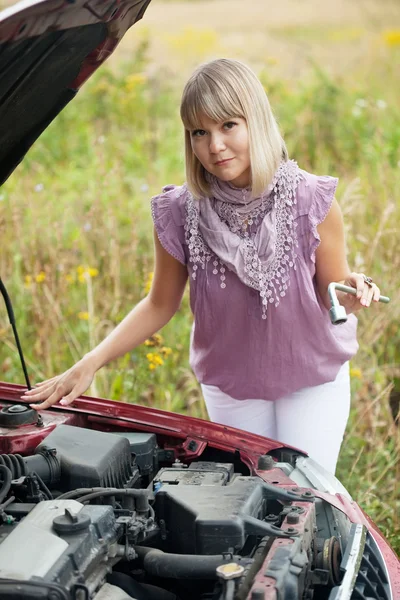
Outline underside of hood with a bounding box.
[0,0,151,186]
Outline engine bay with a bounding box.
[0,404,388,600]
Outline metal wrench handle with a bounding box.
[327,282,390,325]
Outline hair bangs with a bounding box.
[181,59,288,199]
[181,74,244,132]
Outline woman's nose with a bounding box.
[209,135,226,154]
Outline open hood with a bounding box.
[0,0,151,186]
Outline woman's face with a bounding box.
[190,114,251,188]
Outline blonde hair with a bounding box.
[180,58,288,199]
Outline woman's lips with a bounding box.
[215,158,233,166]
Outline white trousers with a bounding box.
[201,362,351,474]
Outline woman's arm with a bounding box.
[24,228,188,409]
[315,199,380,311]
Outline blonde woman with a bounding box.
[24,59,381,474]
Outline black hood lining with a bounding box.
[0,22,107,185]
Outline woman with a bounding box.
[23,59,381,474]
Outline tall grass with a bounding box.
[0,35,399,551]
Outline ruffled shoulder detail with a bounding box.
[309,175,338,263]
[151,184,188,265]
[295,170,338,263]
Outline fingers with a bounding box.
[59,388,80,406]
[29,391,65,411]
[372,285,381,303]
[353,272,365,300]
[28,384,68,410]
[33,376,59,387]
[20,357,96,411]
[351,272,379,308]
[23,380,58,398]
[22,377,73,410]
[21,377,59,399]
[360,280,374,307]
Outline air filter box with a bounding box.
[35,425,136,491]
[112,432,157,476]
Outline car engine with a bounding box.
[0,423,390,600]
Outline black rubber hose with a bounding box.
[0,465,12,504]
[35,473,53,500]
[224,580,235,600]
[0,454,26,479]
[107,572,179,600]
[57,487,111,500]
[77,489,153,504]
[135,547,252,580]
[58,487,153,502]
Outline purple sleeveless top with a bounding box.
[151,168,358,401]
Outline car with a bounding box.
[0,0,399,599]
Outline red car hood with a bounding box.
[0,0,151,186]
[0,380,299,462]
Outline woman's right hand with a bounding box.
[21,353,98,410]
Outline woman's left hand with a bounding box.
[339,272,381,313]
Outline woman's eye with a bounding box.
[192,129,206,137]
[223,121,237,130]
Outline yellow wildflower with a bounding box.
[77,265,99,283]
[160,346,172,356]
[144,333,163,347]
[146,352,164,370]
[35,271,46,284]
[125,73,147,93]
[24,275,32,288]
[350,367,362,379]
[78,312,90,320]
[383,30,400,47]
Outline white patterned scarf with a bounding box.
[184,159,302,318]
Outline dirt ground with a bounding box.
[116,0,399,80]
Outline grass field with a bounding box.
[0,0,399,552]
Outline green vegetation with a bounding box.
[0,31,399,552]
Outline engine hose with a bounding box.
[134,547,253,580]
[107,572,179,600]
[0,465,12,503]
[58,488,153,502]
[0,454,26,479]
[77,488,153,509]
[58,487,112,500]
[35,473,53,500]
[222,580,235,600]
[0,452,60,485]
